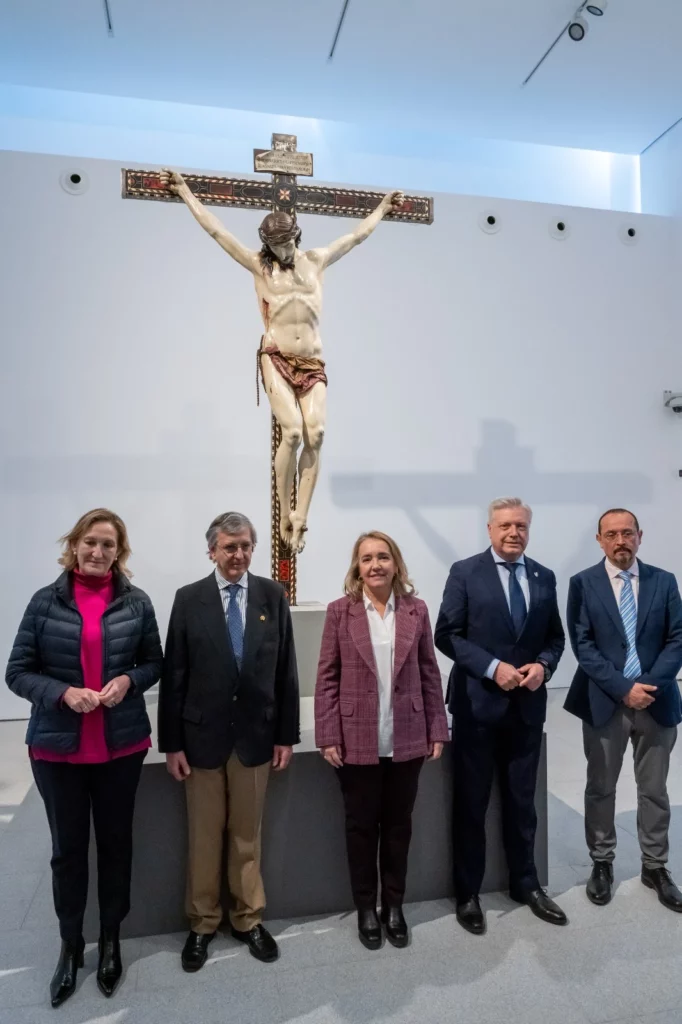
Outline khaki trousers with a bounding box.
[184,753,271,933]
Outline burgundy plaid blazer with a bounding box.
[315,594,449,764]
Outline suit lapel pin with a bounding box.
[260,615,266,621]
[534,572,539,577]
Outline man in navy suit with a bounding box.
[565,508,682,912]
[435,497,566,935]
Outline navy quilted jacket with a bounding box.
[5,571,163,754]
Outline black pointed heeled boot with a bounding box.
[50,937,85,1007]
[96,926,122,997]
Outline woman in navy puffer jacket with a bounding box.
[6,508,162,1008]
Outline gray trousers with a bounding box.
[583,707,677,868]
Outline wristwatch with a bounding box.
[537,659,552,683]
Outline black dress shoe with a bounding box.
[586,861,613,906]
[50,937,85,1008]
[642,866,682,913]
[230,924,279,963]
[380,906,409,948]
[97,926,122,997]
[510,886,568,926]
[456,896,486,935]
[181,930,215,972]
[357,908,383,950]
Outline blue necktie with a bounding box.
[618,571,641,679]
[503,562,527,637]
[226,584,244,670]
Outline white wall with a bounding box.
[1,149,679,720]
[0,84,641,212]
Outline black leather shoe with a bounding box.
[230,924,279,963]
[50,938,85,1008]
[97,926,122,997]
[642,866,682,913]
[380,906,408,948]
[357,908,383,950]
[181,930,215,972]
[455,896,486,935]
[586,861,613,906]
[510,886,568,926]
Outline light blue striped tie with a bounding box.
[618,571,641,679]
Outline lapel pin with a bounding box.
[534,572,539,577]
[260,615,266,621]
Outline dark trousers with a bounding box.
[452,710,542,899]
[337,757,423,910]
[31,752,146,941]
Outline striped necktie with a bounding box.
[618,571,641,679]
[226,584,244,670]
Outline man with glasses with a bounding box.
[566,509,682,911]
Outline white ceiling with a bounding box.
[1,0,681,153]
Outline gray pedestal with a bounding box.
[290,603,326,698]
[84,697,547,940]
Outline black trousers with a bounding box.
[452,709,542,899]
[337,757,423,910]
[31,752,146,941]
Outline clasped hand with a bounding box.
[63,675,131,713]
[494,662,545,692]
[623,682,657,710]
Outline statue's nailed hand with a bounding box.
[159,168,186,194]
[382,189,405,213]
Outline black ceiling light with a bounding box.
[568,15,588,41]
[586,1,607,14]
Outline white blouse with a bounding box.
[363,591,396,758]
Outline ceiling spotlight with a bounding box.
[586,1,607,14]
[568,16,588,40]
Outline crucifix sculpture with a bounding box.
[122,134,433,603]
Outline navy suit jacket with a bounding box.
[434,549,565,726]
[565,559,682,728]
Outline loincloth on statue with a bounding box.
[257,342,328,404]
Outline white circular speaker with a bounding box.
[60,170,90,195]
[478,210,501,234]
[549,217,570,241]
[619,224,639,246]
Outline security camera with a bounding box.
[664,391,682,413]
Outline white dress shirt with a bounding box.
[485,550,530,681]
[364,590,396,758]
[605,557,639,609]
[215,568,248,629]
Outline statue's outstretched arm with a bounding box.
[160,169,257,272]
[314,190,404,269]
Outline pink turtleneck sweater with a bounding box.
[31,570,151,765]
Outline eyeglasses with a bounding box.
[602,530,637,541]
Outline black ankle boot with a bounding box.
[50,937,85,1008]
[97,926,122,997]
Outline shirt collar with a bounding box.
[491,547,526,567]
[605,557,639,579]
[215,568,249,590]
[363,590,395,612]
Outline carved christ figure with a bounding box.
[160,169,404,554]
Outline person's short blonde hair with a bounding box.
[58,508,132,577]
[343,531,416,602]
[487,496,533,524]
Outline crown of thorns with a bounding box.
[258,213,301,247]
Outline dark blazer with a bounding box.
[434,549,565,726]
[5,570,162,754]
[158,572,300,769]
[315,594,449,764]
[565,559,682,728]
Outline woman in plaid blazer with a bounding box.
[315,531,449,951]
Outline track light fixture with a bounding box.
[586,1,607,14]
[568,15,588,41]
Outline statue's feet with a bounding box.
[289,513,308,555]
[279,514,293,547]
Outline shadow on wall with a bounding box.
[330,420,653,578]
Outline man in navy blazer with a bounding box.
[435,497,566,935]
[565,508,682,912]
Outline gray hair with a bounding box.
[487,497,533,524]
[205,512,258,551]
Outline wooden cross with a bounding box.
[122,134,433,603]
